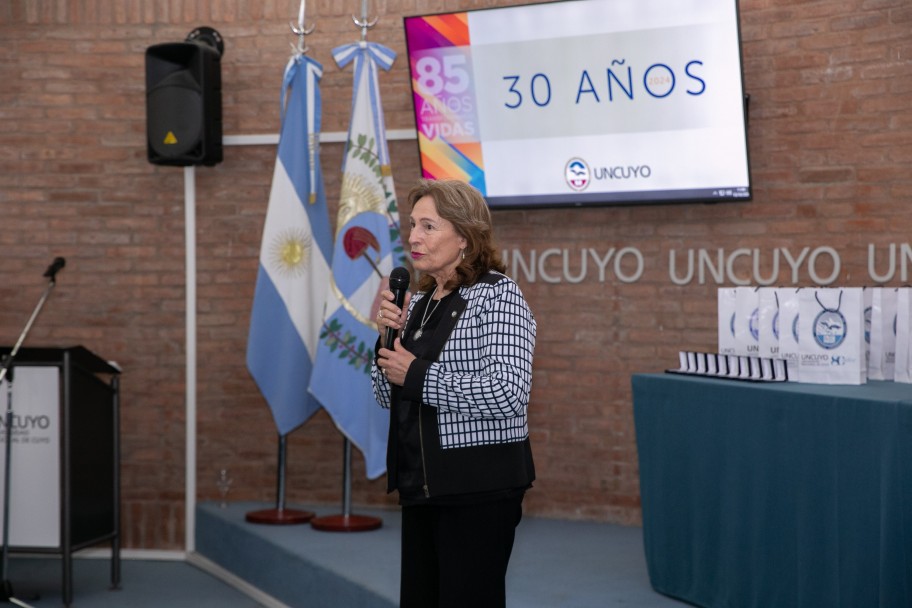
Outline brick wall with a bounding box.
[1,0,910,549]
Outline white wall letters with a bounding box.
[505,243,904,286]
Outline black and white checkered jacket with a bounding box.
[372,271,536,498]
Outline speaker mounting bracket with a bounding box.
[186,26,225,57]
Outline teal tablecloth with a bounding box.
[632,373,912,608]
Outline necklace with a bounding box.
[413,286,442,340]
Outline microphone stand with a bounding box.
[0,260,64,607]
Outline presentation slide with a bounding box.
[405,0,751,207]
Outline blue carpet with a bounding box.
[7,556,264,607]
[8,503,690,607]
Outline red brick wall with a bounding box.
[1,0,910,549]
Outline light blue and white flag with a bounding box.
[247,54,333,436]
[309,41,406,479]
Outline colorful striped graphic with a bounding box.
[405,13,487,194]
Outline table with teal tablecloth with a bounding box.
[632,373,912,608]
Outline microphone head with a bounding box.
[43,256,66,278]
[389,266,410,291]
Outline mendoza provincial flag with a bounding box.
[309,41,406,479]
[247,54,333,436]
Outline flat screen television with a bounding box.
[403,0,751,208]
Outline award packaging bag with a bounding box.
[868,287,897,380]
[798,288,866,385]
[734,286,760,357]
[757,287,779,359]
[894,288,912,383]
[777,288,801,382]
[863,286,873,372]
[718,288,739,356]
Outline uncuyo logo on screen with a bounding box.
[565,157,590,191]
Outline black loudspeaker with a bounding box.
[145,27,224,167]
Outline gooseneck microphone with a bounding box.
[43,256,66,280]
[385,267,410,349]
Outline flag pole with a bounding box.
[309,0,387,533]
[245,0,326,526]
[246,433,315,524]
[310,439,381,531]
[352,0,378,41]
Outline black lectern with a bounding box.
[0,346,120,607]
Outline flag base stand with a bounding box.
[246,434,313,526]
[311,438,382,533]
[310,513,381,532]
[246,507,314,525]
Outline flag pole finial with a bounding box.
[351,0,378,42]
[290,0,316,55]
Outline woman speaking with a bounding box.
[373,178,537,608]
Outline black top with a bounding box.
[397,289,454,504]
[395,289,527,506]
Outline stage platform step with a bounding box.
[196,502,398,608]
[195,501,687,608]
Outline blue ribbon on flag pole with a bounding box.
[247,55,333,436]
[309,41,406,479]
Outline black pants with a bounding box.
[399,493,524,608]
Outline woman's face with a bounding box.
[408,195,467,284]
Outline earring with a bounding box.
[461,249,466,261]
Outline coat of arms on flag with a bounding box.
[309,41,406,479]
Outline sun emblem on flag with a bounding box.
[269,228,311,277]
[336,173,385,235]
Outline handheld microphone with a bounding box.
[43,256,66,279]
[385,267,410,349]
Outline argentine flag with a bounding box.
[247,55,333,436]
[309,41,406,479]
